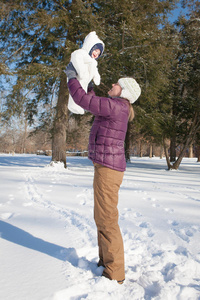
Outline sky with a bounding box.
[168,2,189,23]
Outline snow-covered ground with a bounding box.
[0,154,200,300]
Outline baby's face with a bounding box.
[91,49,101,59]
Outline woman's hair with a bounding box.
[128,103,134,122]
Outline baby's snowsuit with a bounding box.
[67,31,104,114]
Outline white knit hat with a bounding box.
[118,77,141,103]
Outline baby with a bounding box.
[67,31,104,114]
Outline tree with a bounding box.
[163,1,200,169]
[93,0,178,160]
[0,0,102,167]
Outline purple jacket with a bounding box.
[68,79,129,171]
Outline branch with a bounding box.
[119,44,148,54]
[163,137,172,170]
[54,0,69,13]
[31,48,45,64]
[122,21,125,52]
[5,27,43,63]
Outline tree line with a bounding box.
[0,0,199,169]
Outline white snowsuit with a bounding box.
[67,31,104,114]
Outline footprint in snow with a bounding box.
[147,230,155,237]
[138,222,155,238]
[147,197,156,202]
[152,203,160,208]
[172,220,179,226]
[123,208,142,218]
[134,212,142,217]
[173,228,191,243]
[145,197,161,208]
[168,220,179,226]
[174,246,188,256]
[139,222,149,228]
[121,209,142,220]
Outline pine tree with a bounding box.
[91,0,179,161]
[0,0,103,167]
[163,0,200,169]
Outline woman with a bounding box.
[65,64,141,284]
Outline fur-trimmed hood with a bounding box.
[82,31,105,57]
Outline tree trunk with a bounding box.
[163,138,171,170]
[197,145,200,162]
[170,134,176,162]
[139,140,143,157]
[189,143,193,158]
[164,112,200,170]
[22,119,28,154]
[52,72,68,168]
[172,113,199,169]
[149,143,153,158]
[172,139,191,169]
[160,144,164,159]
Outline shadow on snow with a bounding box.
[0,220,101,275]
[0,220,78,263]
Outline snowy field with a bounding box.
[0,154,200,300]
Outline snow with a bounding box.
[0,154,200,300]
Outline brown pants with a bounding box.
[93,163,125,282]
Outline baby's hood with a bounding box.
[82,31,104,56]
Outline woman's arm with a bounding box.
[68,78,113,117]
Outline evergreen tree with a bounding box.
[0,0,103,167]
[163,0,200,169]
[92,0,178,161]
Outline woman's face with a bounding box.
[108,83,122,97]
